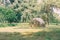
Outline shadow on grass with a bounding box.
[0,29,60,40]
[0,32,45,40]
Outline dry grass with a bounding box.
[0,23,60,40]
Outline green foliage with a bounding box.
[0,7,6,22]
[9,0,14,4]
[0,23,17,27]
[2,7,17,23]
[0,6,22,23]
[5,8,17,23]
[0,0,60,23]
[0,23,6,27]
[7,23,17,26]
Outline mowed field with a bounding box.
[0,23,60,40]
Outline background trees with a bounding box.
[0,0,60,23]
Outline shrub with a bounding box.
[0,7,22,23]
[7,23,17,26]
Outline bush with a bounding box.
[0,7,22,23]
[0,23,5,27]
[4,8,17,23]
[7,23,17,26]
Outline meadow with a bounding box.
[0,23,60,40]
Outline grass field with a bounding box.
[0,23,60,40]
[0,30,60,40]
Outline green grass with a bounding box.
[0,23,17,27]
[0,29,60,40]
[0,23,60,40]
[0,23,60,29]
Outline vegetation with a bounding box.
[0,0,60,24]
[0,0,60,40]
[0,28,60,40]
